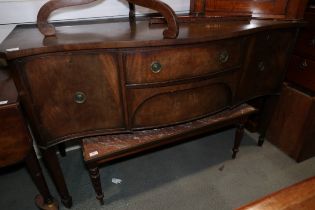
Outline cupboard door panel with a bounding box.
[236,29,295,102]
[21,52,125,142]
[127,72,239,129]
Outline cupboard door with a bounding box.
[236,29,295,102]
[20,52,125,143]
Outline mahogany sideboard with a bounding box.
[0,18,303,207]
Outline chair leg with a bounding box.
[232,117,247,159]
[87,163,104,205]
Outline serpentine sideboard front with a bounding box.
[0,18,302,207]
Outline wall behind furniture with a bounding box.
[0,0,189,42]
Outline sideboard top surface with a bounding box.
[0,18,304,60]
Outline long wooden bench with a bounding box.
[82,104,257,204]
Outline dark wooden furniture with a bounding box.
[0,68,58,210]
[267,84,315,162]
[236,176,315,210]
[190,0,309,20]
[0,0,304,206]
[82,104,256,204]
[266,4,315,162]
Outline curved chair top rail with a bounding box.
[36,0,179,39]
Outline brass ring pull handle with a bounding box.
[37,0,179,39]
[74,92,86,104]
[218,51,229,64]
[151,61,162,73]
[299,59,308,69]
[258,61,265,72]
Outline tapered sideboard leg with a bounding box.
[25,147,59,210]
[41,147,72,208]
[87,163,104,205]
[232,117,246,159]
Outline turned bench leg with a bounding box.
[232,117,247,159]
[86,163,104,205]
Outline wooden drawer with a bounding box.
[286,55,315,92]
[124,39,243,84]
[126,71,239,129]
[19,52,126,143]
[295,30,315,59]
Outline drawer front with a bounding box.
[236,29,296,101]
[127,71,238,129]
[0,104,31,167]
[20,52,125,142]
[295,30,315,59]
[286,55,315,92]
[125,39,242,84]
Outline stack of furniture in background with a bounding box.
[267,1,315,162]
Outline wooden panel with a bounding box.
[125,39,242,84]
[127,73,238,129]
[286,55,315,92]
[236,176,315,210]
[20,51,125,142]
[0,67,17,104]
[236,29,295,102]
[0,104,31,167]
[295,30,315,60]
[267,84,315,162]
[190,0,308,19]
[0,67,30,167]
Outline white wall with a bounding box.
[0,0,190,42]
